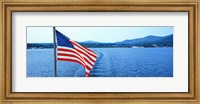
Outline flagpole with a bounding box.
[53,27,57,77]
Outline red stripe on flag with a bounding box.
[86,72,90,77]
[57,58,85,67]
[57,58,91,70]
[58,53,85,64]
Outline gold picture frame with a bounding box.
[0,0,199,103]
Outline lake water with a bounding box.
[27,48,173,77]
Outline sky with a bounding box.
[27,26,173,43]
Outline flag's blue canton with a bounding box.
[56,30,74,48]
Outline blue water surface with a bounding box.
[27,48,173,77]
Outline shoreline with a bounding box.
[27,47,173,49]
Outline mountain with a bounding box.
[154,34,173,45]
[79,40,101,44]
[116,34,173,46]
[116,35,162,44]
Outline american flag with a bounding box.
[55,30,97,77]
